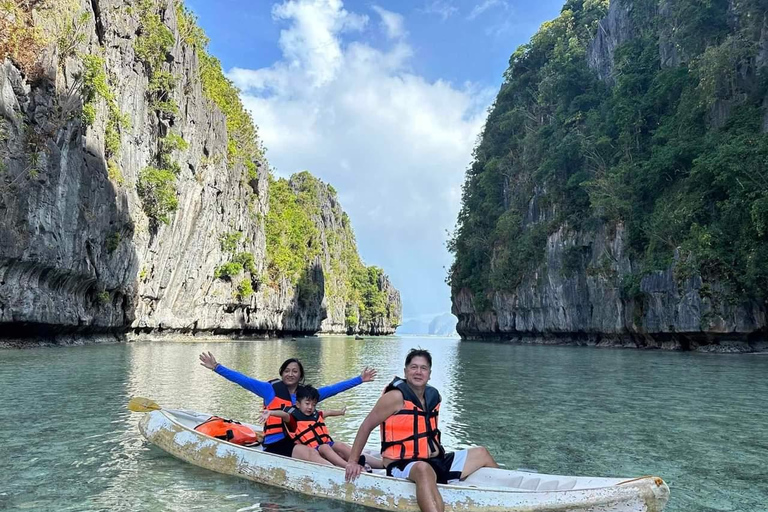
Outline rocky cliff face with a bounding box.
[587,0,635,83]
[0,0,400,342]
[453,220,767,351]
[451,0,768,352]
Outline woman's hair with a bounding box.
[279,357,305,383]
[296,385,320,402]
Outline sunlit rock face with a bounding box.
[0,0,399,342]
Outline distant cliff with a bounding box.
[449,0,768,352]
[0,0,400,343]
[267,172,401,335]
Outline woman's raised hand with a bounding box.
[360,366,377,383]
[199,351,218,370]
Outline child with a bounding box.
[260,385,383,470]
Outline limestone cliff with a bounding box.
[450,0,768,352]
[271,172,401,336]
[0,0,400,342]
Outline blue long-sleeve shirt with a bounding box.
[214,364,363,444]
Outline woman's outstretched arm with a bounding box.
[317,367,377,402]
[199,351,275,402]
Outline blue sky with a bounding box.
[184,0,566,321]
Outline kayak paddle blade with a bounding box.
[128,397,162,412]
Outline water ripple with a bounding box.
[1,338,767,511]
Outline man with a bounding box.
[345,349,498,512]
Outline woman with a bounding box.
[199,351,377,464]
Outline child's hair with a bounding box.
[296,385,320,403]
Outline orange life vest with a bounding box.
[263,379,293,439]
[289,409,333,448]
[380,377,442,460]
[194,416,260,445]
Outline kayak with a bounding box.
[138,409,670,512]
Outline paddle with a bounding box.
[127,396,163,412]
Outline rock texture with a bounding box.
[0,0,400,342]
[587,0,636,83]
[452,0,768,352]
[428,312,457,336]
[454,222,767,351]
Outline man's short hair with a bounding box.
[296,385,320,402]
[405,348,432,368]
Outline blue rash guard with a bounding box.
[214,364,363,445]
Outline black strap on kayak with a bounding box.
[214,429,235,442]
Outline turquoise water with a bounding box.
[1,337,767,511]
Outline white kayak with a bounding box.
[138,409,670,512]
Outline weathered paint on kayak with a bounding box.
[139,409,669,512]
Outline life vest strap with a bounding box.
[294,424,332,447]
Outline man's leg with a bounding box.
[291,443,333,465]
[318,444,348,467]
[459,446,499,479]
[332,442,384,469]
[408,462,444,512]
[361,453,385,469]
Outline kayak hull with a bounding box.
[138,409,669,512]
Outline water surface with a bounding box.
[1,336,766,511]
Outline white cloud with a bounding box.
[467,0,508,21]
[231,0,495,316]
[372,5,406,40]
[419,0,459,21]
[269,0,368,87]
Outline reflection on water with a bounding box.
[1,337,767,511]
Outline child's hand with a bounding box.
[258,409,270,424]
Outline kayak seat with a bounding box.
[537,480,559,491]
[458,470,525,489]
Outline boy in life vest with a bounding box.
[261,385,384,470]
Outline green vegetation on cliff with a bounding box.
[449,0,768,309]
[0,1,46,76]
[133,0,262,224]
[174,0,261,182]
[266,172,391,326]
[266,174,321,283]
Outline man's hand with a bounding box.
[360,367,377,382]
[340,406,347,416]
[345,461,364,482]
[199,351,218,370]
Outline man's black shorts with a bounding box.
[385,450,469,484]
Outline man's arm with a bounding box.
[345,390,404,482]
